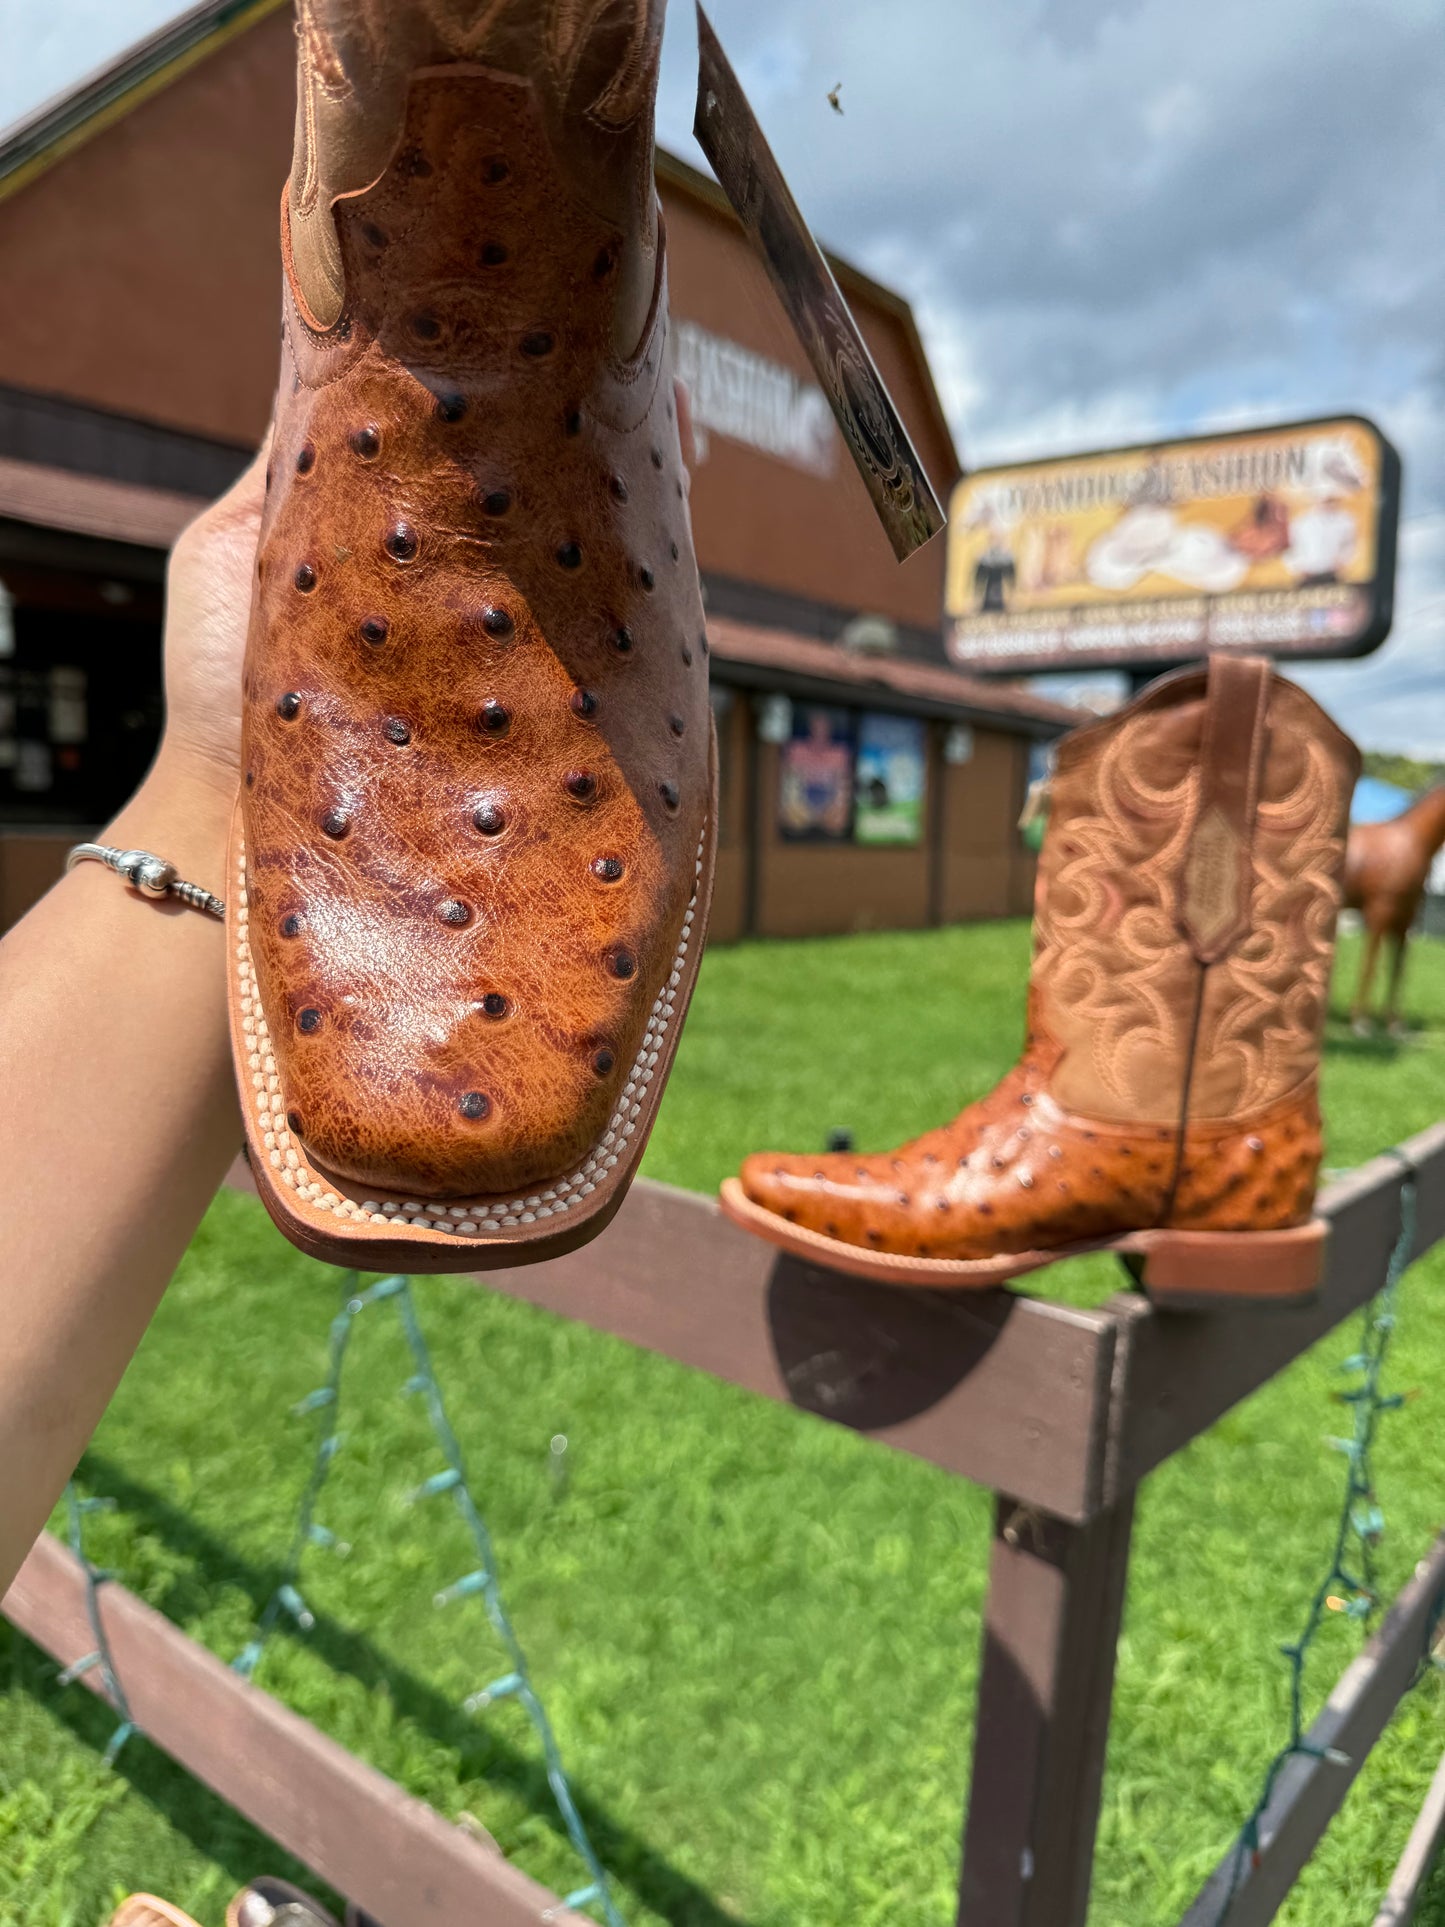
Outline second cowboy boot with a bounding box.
[230,0,715,1270]
[721,658,1360,1305]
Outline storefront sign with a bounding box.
[778,704,855,841]
[675,320,837,479]
[855,713,926,845]
[945,416,1399,674]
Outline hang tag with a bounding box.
[693,5,946,562]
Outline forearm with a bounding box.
[0,750,240,1591]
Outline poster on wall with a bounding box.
[945,416,1399,675]
[854,712,925,845]
[778,704,855,840]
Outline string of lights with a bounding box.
[231,1285,356,1676]
[56,1480,139,1766]
[234,1272,624,1927]
[50,1175,1439,1923]
[1218,1160,1426,1914]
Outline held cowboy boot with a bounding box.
[721,657,1360,1306]
[229,0,715,1271]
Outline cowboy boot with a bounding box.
[721,657,1360,1305]
[108,1902,203,1927]
[230,0,715,1271]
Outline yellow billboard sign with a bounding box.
[946,416,1399,674]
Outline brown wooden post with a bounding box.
[956,1493,1137,1927]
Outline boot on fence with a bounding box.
[230,0,715,1273]
[720,657,1360,1306]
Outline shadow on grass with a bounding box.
[21,1450,752,1927]
[1323,1024,1409,1065]
[2,1619,344,1916]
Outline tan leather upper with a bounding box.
[738,660,1360,1261]
[289,0,662,341]
[1038,661,1358,1124]
[240,19,709,1200]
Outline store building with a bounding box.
[0,0,1074,939]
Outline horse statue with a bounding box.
[1342,783,1445,1033]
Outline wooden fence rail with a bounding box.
[1180,1534,1445,1927]
[3,1531,584,1927]
[1372,1745,1445,1927]
[6,1117,1445,1924]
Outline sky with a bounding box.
[2,0,1443,754]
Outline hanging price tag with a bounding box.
[693,6,945,562]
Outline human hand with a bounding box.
[156,434,270,796]
[151,381,681,798]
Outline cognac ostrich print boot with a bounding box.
[229,0,715,1270]
[721,658,1360,1305]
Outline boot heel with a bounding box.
[1124,1219,1329,1309]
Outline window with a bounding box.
[855,713,926,846]
[0,566,163,828]
[776,704,929,846]
[778,703,855,841]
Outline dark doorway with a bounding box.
[0,562,164,829]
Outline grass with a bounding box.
[2,923,1443,1927]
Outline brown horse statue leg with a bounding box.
[1385,930,1411,1036]
[1352,925,1383,1034]
[1342,782,1445,1038]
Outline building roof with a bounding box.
[0,10,960,488]
[655,150,960,486]
[0,0,288,205]
[0,8,1022,724]
[707,617,1077,735]
[0,454,205,549]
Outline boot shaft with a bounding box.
[288,0,665,338]
[1033,657,1359,1128]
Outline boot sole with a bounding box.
[717,1179,1328,1306]
[230,734,717,1274]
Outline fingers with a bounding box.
[177,424,273,557]
[214,422,274,528]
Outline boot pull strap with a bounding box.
[1177,653,1272,964]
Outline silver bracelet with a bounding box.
[66,843,225,920]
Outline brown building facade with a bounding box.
[0,0,1072,937]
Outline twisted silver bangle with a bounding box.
[66,843,225,920]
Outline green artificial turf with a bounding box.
[3,923,1443,1927]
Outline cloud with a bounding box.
[3,1,1441,751]
[659,0,1445,752]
